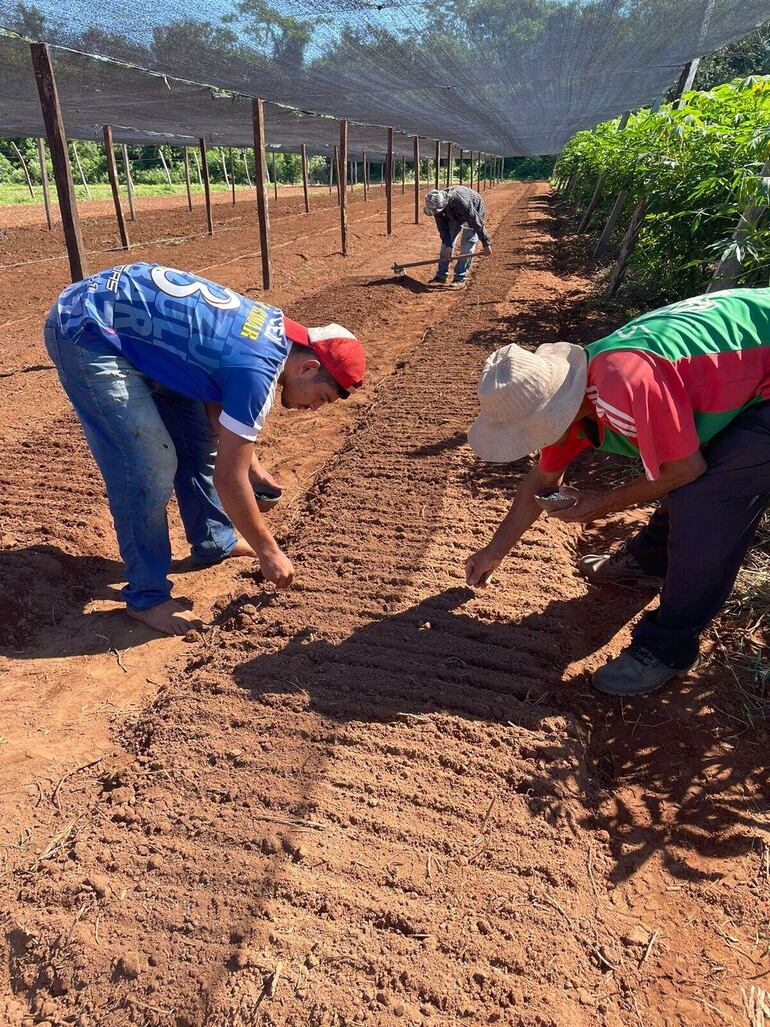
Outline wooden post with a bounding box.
[199,138,213,236]
[121,143,136,221]
[386,127,393,236]
[229,148,236,205]
[252,98,272,289]
[158,146,172,186]
[401,155,405,195]
[459,148,464,185]
[303,144,312,210]
[30,43,87,281]
[102,125,129,251]
[70,141,91,199]
[707,158,770,292]
[445,141,451,187]
[470,152,475,191]
[339,120,348,257]
[578,173,606,233]
[221,149,230,188]
[193,149,203,187]
[363,150,368,202]
[413,136,420,225]
[434,141,440,189]
[272,152,278,201]
[594,189,628,258]
[243,150,252,188]
[11,141,35,198]
[328,152,333,195]
[604,196,648,297]
[333,145,341,205]
[37,138,53,229]
[183,148,193,211]
[673,59,700,108]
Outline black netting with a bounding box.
[0,36,428,156]
[1,1,769,154]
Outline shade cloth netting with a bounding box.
[0,0,768,154]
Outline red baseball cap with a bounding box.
[283,316,365,391]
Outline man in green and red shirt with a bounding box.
[464,288,770,696]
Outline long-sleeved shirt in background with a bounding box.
[433,186,490,247]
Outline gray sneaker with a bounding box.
[593,644,699,696]
[579,548,664,588]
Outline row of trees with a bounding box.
[554,75,770,303]
[0,138,497,194]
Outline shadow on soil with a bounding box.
[229,580,767,887]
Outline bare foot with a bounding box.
[227,539,256,558]
[127,599,204,636]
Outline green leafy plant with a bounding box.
[555,76,770,302]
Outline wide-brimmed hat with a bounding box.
[424,189,449,216]
[467,342,587,463]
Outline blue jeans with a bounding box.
[44,311,237,610]
[436,226,479,283]
[630,400,770,667]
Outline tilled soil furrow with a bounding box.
[3,183,608,1027]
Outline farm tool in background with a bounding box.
[392,248,486,277]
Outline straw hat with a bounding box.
[467,342,587,463]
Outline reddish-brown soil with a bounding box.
[1,184,768,1027]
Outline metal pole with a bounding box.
[445,141,451,187]
[363,150,368,202]
[301,143,309,213]
[121,143,136,221]
[37,138,53,229]
[158,146,172,186]
[386,127,393,236]
[434,140,440,189]
[102,125,129,250]
[183,147,193,211]
[243,150,252,188]
[30,43,87,281]
[413,136,420,225]
[272,152,278,202]
[70,141,91,199]
[11,140,35,198]
[459,148,464,185]
[339,121,348,256]
[252,98,272,289]
[229,148,236,205]
[199,139,213,236]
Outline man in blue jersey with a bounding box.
[46,262,365,636]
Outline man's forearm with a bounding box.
[488,466,559,556]
[215,473,276,555]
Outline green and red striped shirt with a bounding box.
[539,288,770,480]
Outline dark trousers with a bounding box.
[627,401,770,668]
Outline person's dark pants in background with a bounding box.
[627,400,770,668]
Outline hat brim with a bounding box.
[467,343,587,463]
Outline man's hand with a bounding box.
[258,543,294,588]
[482,244,492,256]
[548,486,609,523]
[465,545,503,587]
[249,458,282,492]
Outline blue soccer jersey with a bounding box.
[55,262,291,440]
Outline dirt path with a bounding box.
[1,186,769,1027]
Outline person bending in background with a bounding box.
[46,261,365,636]
[463,289,770,697]
[424,186,492,289]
